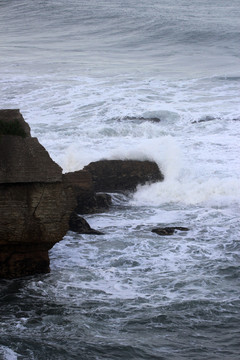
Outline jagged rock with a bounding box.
[84,159,164,192]
[152,227,189,236]
[69,212,104,235]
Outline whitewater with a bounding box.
[0,0,240,359]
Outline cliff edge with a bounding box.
[0,110,90,278]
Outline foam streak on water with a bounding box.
[0,0,240,359]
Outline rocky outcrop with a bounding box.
[0,110,77,278]
[151,227,189,236]
[69,212,104,235]
[84,159,164,192]
[0,182,74,278]
[63,170,112,214]
[0,109,167,278]
[0,136,62,184]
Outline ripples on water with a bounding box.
[0,0,240,359]
[1,200,240,359]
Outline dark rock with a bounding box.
[192,116,217,124]
[152,227,189,236]
[0,181,75,278]
[96,193,112,210]
[0,109,31,137]
[0,136,62,183]
[118,116,161,123]
[69,212,104,235]
[63,170,112,214]
[76,193,112,214]
[63,170,97,214]
[0,110,77,278]
[84,159,164,192]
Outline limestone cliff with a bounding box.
[0,110,92,278]
[0,110,165,278]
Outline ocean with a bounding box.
[0,0,240,359]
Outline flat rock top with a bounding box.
[83,159,164,192]
[0,136,62,183]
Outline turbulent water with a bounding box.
[0,1,240,359]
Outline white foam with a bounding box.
[0,346,19,360]
[132,176,240,206]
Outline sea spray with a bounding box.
[132,176,240,206]
[1,0,240,358]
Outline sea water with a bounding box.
[0,1,240,359]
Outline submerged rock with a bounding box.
[192,115,218,124]
[152,227,189,236]
[117,116,161,123]
[69,212,104,235]
[84,159,164,192]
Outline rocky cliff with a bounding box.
[0,110,92,278]
[0,110,164,279]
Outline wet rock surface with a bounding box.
[63,170,112,214]
[69,212,104,235]
[152,227,189,236]
[84,159,164,192]
[0,110,75,278]
[0,110,169,278]
[116,116,161,123]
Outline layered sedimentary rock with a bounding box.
[0,110,77,278]
[84,159,164,192]
[0,109,165,278]
[0,182,73,277]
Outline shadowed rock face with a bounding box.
[0,110,167,278]
[0,109,62,184]
[0,136,62,184]
[0,182,73,278]
[69,212,104,235]
[84,159,164,192]
[0,109,31,137]
[0,110,77,278]
[63,171,112,214]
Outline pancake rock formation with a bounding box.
[0,110,165,279]
[0,110,92,278]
